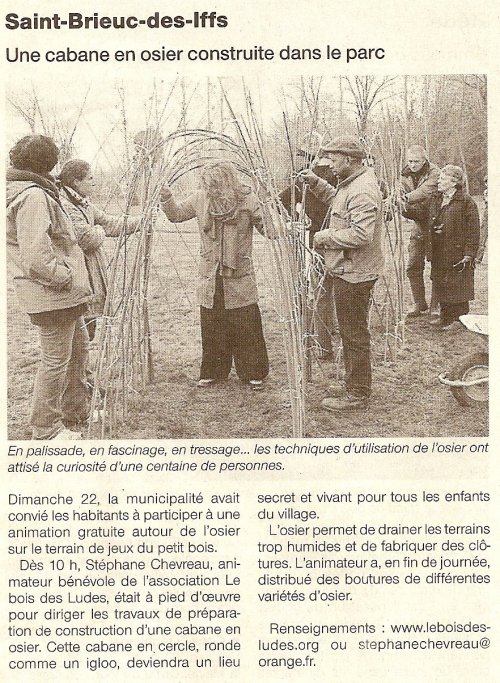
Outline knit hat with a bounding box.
[441,164,464,186]
[320,138,365,159]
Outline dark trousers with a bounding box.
[333,277,375,398]
[407,230,437,310]
[200,275,269,381]
[440,301,469,326]
[312,265,336,355]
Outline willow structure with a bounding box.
[88,80,411,438]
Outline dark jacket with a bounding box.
[401,160,440,226]
[280,167,337,247]
[430,189,480,304]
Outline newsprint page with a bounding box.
[1,1,499,681]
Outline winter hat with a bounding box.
[320,138,365,159]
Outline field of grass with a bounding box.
[7,215,488,440]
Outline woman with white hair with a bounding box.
[160,161,269,390]
[430,165,480,329]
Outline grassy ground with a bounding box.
[7,217,488,440]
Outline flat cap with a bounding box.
[320,137,365,159]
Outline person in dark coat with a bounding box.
[280,151,338,359]
[279,150,337,249]
[476,175,488,264]
[430,165,480,329]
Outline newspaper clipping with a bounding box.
[1,0,497,681]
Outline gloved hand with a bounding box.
[285,219,310,237]
[294,203,312,228]
[397,195,408,213]
[313,231,326,251]
[296,169,317,185]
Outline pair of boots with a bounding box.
[407,281,439,318]
[407,303,440,318]
[321,381,368,413]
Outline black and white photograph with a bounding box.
[5,75,488,440]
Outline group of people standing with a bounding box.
[281,141,483,412]
[7,135,138,439]
[6,133,485,440]
[396,145,482,328]
[6,134,272,439]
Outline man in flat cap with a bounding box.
[300,138,384,411]
[398,144,440,317]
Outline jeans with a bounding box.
[30,315,89,439]
[333,277,375,398]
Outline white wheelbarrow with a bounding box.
[438,314,488,406]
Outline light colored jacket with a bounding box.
[161,188,267,308]
[308,167,384,283]
[6,180,91,313]
[60,190,140,315]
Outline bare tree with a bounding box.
[342,76,398,138]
